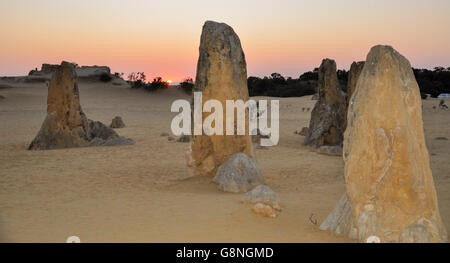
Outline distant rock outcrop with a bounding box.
[213,153,264,193]
[320,45,447,243]
[190,21,254,176]
[40,64,60,74]
[28,63,116,82]
[28,62,134,150]
[304,59,346,148]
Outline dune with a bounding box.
[0,82,448,242]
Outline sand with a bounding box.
[0,81,449,242]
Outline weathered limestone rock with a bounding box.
[28,62,134,150]
[110,116,125,128]
[321,45,447,243]
[295,127,309,136]
[344,61,365,129]
[177,135,190,143]
[304,59,346,148]
[244,184,281,211]
[315,145,343,156]
[252,203,277,218]
[319,193,356,238]
[346,61,365,108]
[29,63,112,81]
[190,21,254,176]
[213,153,264,193]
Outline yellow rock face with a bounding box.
[344,45,447,242]
[252,203,277,218]
[190,21,254,176]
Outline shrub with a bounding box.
[179,78,194,94]
[99,73,112,82]
[144,77,168,92]
[248,72,320,97]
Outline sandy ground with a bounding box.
[0,82,449,243]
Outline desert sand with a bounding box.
[0,81,448,242]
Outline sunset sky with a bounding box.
[1,0,449,81]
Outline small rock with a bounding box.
[296,127,309,136]
[160,132,169,137]
[168,136,175,141]
[435,137,448,141]
[89,120,118,140]
[252,203,277,218]
[244,185,281,210]
[213,153,264,193]
[103,137,135,146]
[177,135,190,143]
[315,145,343,156]
[87,135,135,147]
[110,116,125,128]
[0,95,5,100]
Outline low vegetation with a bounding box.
[127,72,168,91]
[248,67,450,98]
[124,67,450,97]
[179,78,194,95]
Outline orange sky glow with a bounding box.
[1,0,449,81]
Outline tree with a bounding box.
[145,77,168,91]
[138,72,146,82]
[127,72,137,82]
[270,73,286,85]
